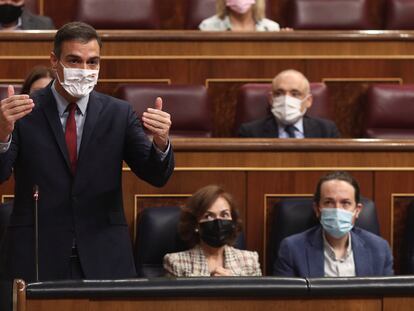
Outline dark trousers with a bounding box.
[0,279,12,311]
[0,248,85,311]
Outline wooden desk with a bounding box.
[0,31,414,136]
[13,277,414,311]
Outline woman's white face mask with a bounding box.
[57,62,99,98]
[271,95,308,125]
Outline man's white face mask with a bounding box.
[271,95,308,125]
[57,62,99,98]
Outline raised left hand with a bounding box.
[142,97,171,151]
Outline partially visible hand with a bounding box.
[0,85,34,142]
[142,97,171,151]
[210,266,233,277]
[280,27,294,32]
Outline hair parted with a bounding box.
[314,171,361,204]
[179,185,243,248]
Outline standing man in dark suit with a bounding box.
[273,171,393,277]
[0,0,54,30]
[0,21,174,309]
[238,69,340,138]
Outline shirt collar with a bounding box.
[323,231,352,261]
[15,16,22,29]
[277,118,304,134]
[51,80,89,117]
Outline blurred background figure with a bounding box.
[0,0,54,30]
[238,69,339,138]
[199,0,280,31]
[20,65,54,95]
[164,185,262,277]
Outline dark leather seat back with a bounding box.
[0,84,22,100]
[114,84,213,137]
[24,0,39,14]
[135,206,187,277]
[287,0,374,30]
[268,197,379,275]
[234,82,331,133]
[385,0,414,30]
[75,0,160,29]
[184,0,216,29]
[135,206,246,277]
[362,84,414,138]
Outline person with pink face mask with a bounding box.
[238,69,340,138]
[199,0,280,31]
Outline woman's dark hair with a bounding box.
[314,171,361,204]
[179,185,243,248]
[21,66,55,95]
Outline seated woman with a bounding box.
[199,0,280,31]
[164,185,261,276]
[21,65,54,95]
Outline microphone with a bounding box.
[33,185,39,282]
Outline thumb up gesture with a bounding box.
[0,85,34,142]
[142,97,171,151]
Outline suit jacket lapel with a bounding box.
[262,116,280,138]
[351,230,372,276]
[190,246,210,276]
[40,87,72,172]
[303,117,316,138]
[224,246,243,276]
[306,226,325,277]
[77,91,103,164]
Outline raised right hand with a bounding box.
[210,266,233,277]
[0,85,34,142]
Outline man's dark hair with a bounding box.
[314,171,360,204]
[53,22,102,58]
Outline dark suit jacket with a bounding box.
[21,10,54,30]
[273,225,394,277]
[0,85,174,281]
[238,115,340,138]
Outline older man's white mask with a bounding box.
[271,95,308,125]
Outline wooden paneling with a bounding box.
[383,297,414,311]
[1,31,414,137]
[26,297,382,311]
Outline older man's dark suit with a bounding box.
[238,115,340,138]
[0,85,174,282]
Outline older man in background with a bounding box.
[238,69,340,138]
